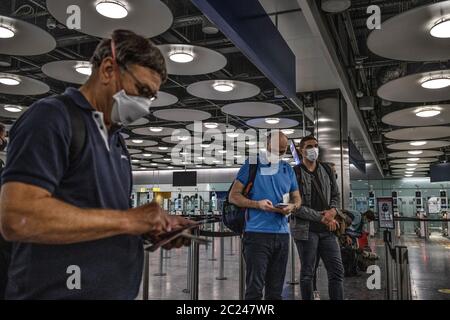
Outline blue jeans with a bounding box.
[242,232,289,300]
[295,231,344,300]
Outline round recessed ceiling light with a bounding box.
[4,105,23,113]
[430,19,450,38]
[169,51,194,64]
[149,127,163,132]
[132,139,144,144]
[204,122,218,129]
[406,163,418,167]
[163,158,171,161]
[226,132,240,138]
[421,76,450,89]
[281,129,295,135]
[150,163,158,166]
[407,158,420,162]
[245,141,256,146]
[213,81,235,92]
[265,118,280,125]
[200,144,210,148]
[167,166,174,169]
[177,136,189,141]
[405,174,413,177]
[0,25,15,39]
[218,150,227,154]
[74,64,92,76]
[415,106,441,118]
[408,150,423,155]
[410,141,427,146]
[143,153,152,157]
[197,156,205,160]
[0,76,20,86]
[158,146,169,150]
[95,0,128,19]
[131,159,139,163]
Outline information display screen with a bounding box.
[377,197,395,229]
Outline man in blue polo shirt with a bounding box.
[0,30,194,299]
[229,132,301,300]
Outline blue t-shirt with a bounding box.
[236,159,298,234]
[1,88,142,299]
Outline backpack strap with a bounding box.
[55,95,87,164]
[320,161,334,181]
[243,163,258,197]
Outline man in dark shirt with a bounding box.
[290,136,344,300]
[0,30,194,299]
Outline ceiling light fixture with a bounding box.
[265,118,280,125]
[167,166,174,169]
[74,62,92,76]
[177,136,189,141]
[415,106,442,118]
[150,163,158,166]
[4,105,23,113]
[281,129,295,135]
[406,163,418,167]
[168,46,194,63]
[218,150,227,154]
[408,150,423,155]
[407,158,420,162]
[405,174,413,177]
[0,24,15,39]
[410,141,427,147]
[226,132,240,138]
[204,122,219,129]
[163,158,171,161]
[149,127,163,132]
[246,141,256,146]
[95,1,129,19]
[0,76,20,86]
[430,18,450,38]
[212,81,235,92]
[131,139,144,144]
[421,75,450,90]
[158,146,169,150]
[143,153,152,157]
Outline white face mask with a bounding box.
[306,147,319,162]
[111,90,153,126]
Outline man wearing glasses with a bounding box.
[0,30,194,299]
[291,135,344,300]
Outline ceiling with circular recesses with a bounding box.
[388,150,444,158]
[42,60,90,84]
[385,126,450,140]
[0,73,49,95]
[131,127,177,137]
[382,104,450,127]
[387,140,450,151]
[221,102,282,117]
[187,80,260,101]
[246,118,299,129]
[0,104,27,118]
[389,158,438,164]
[125,139,158,147]
[151,92,178,108]
[378,69,450,103]
[157,44,227,75]
[0,15,56,55]
[185,122,235,133]
[153,109,211,122]
[367,1,450,62]
[46,0,173,38]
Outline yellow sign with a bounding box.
[152,187,161,192]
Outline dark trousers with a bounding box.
[242,232,289,300]
[0,243,11,300]
[295,231,344,300]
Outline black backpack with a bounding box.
[222,163,258,235]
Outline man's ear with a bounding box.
[98,57,115,85]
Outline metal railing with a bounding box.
[384,230,412,300]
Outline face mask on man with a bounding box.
[111,90,153,126]
[306,147,319,162]
[109,39,153,126]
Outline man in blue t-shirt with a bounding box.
[229,132,301,300]
[0,30,195,299]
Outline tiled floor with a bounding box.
[138,230,450,300]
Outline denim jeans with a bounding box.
[242,232,289,300]
[295,231,344,300]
